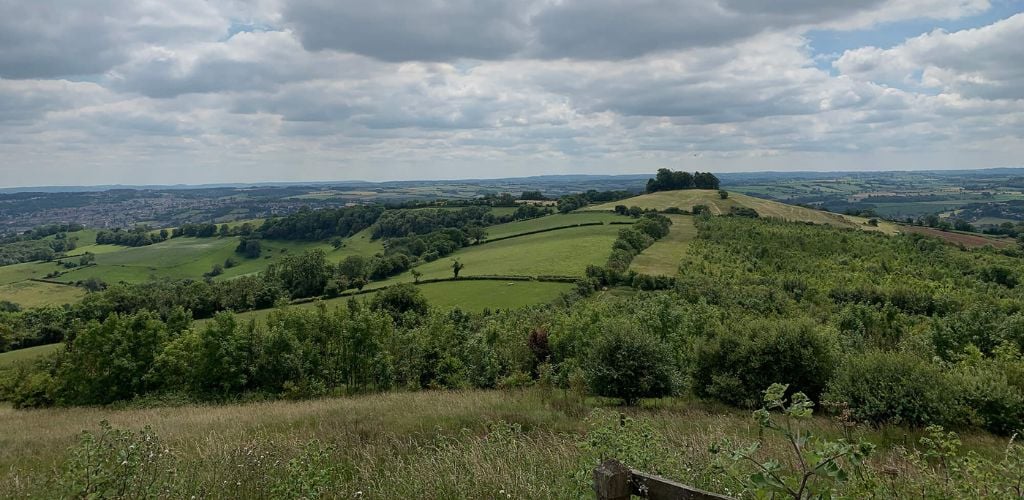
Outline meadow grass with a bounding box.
[0,261,61,286]
[629,215,697,276]
[0,389,1011,498]
[484,212,632,240]
[0,281,86,308]
[0,343,62,368]
[377,224,620,286]
[409,280,571,311]
[54,228,384,286]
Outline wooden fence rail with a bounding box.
[593,459,733,500]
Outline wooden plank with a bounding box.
[630,470,732,500]
[593,459,632,500]
[593,460,735,500]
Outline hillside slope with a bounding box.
[586,189,898,233]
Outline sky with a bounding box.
[0,0,1022,187]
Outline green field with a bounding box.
[0,281,86,308]
[629,215,697,276]
[485,212,632,240]
[378,224,620,286]
[54,228,384,286]
[402,280,570,311]
[0,261,61,286]
[0,343,62,368]
[200,280,573,326]
[587,190,899,234]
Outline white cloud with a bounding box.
[0,0,1021,186]
[836,13,1024,99]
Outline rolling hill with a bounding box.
[586,189,900,234]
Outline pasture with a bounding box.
[380,224,621,285]
[484,212,631,240]
[629,215,697,276]
[53,229,384,286]
[0,281,86,308]
[0,343,62,368]
[0,261,60,286]
[199,280,572,326]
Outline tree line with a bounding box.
[645,168,720,193]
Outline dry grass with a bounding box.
[0,389,1012,498]
[586,190,901,234]
[898,224,1015,248]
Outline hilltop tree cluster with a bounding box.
[645,168,720,193]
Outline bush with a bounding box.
[826,351,955,427]
[691,318,837,407]
[949,349,1024,435]
[585,320,677,405]
[59,421,174,498]
[371,283,429,325]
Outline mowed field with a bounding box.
[379,224,621,286]
[629,215,697,276]
[587,190,900,234]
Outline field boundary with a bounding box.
[481,221,620,244]
[288,275,579,304]
[26,278,84,287]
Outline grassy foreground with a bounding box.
[0,389,1010,498]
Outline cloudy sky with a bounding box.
[1,0,1022,187]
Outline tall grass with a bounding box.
[0,389,1013,498]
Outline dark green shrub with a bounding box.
[826,351,954,427]
[585,321,677,405]
[370,283,429,325]
[949,350,1024,435]
[691,318,837,407]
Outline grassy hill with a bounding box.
[484,212,631,240]
[376,224,621,287]
[587,189,899,233]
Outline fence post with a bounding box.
[593,459,632,500]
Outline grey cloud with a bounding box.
[0,79,109,123]
[283,0,529,62]
[283,0,914,62]
[0,0,228,79]
[107,31,365,98]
